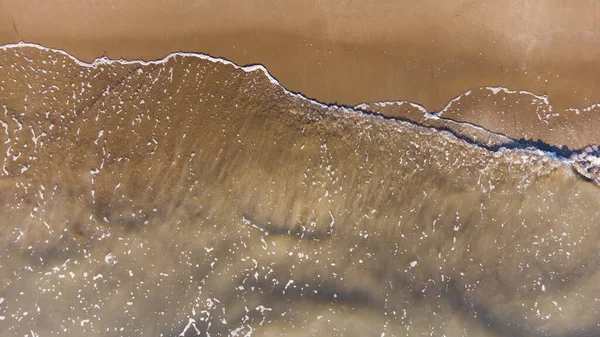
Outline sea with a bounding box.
[1,43,600,337]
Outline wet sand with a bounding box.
[2,0,600,113]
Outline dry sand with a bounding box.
[2,0,600,112]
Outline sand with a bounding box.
[2,0,600,113]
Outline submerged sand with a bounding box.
[1,43,600,337]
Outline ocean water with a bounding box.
[1,43,600,337]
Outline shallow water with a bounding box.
[1,44,600,337]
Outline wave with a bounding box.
[3,42,600,186]
[3,42,600,184]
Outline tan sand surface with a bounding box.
[2,0,600,112]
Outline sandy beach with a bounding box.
[2,0,600,112]
[2,44,600,336]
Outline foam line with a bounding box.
[0,41,331,110]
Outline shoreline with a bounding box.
[1,42,598,175]
[2,1,600,111]
[3,41,600,149]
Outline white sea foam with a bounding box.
[437,86,552,116]
[0,42,328,110]
[355,100,436,119]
